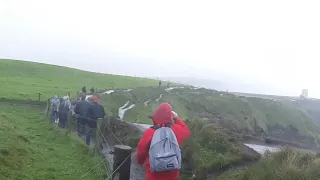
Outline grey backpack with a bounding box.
[149,124,182,172]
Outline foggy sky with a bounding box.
[1,0,320,97]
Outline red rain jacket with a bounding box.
[136,103,191,180]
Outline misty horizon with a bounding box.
[2,58,305,98]
[1,0,320,97]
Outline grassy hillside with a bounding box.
[179,118,259,180]
[232,92,320,124]
[0,103,107,180]
[232,92,298,101]
[97,87,320,145]
[96,87,320,179]
[0,59,160,101]
[219,148,320,180]
[280,99,320,124]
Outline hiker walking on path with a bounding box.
[136,103,191,180]
[86,96,105,145]
[90,87,95,94]
[58,96,70,128]
[51,95,60,123]
[74,94,91,136]
[82,86,87,93]
[159,80,162,87]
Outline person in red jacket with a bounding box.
[136,103,191,180]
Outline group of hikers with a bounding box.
[158,80,171,88]
[51,94,105,145]
[50,95,71,128]
[81,86,95,94]
[51,91,190,180]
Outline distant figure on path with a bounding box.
[136,103,190,180]
[86,96,105,145]
[90,87,95,94]
[58,96,70,128]
[82,86,87,93]
[51,95,60,123]
[167,83,170,88]
[74,94,91,136]
[159,80,162,87]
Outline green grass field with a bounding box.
[218,148,320,180]
[0,59,160,101]
[0,103,108,180]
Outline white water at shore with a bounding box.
[165,87,184,92]
[144,99,151,107]
[133,123,153,131]
[244,143,280,155]
[102,90,115,94]
[155,94,163,102]
[85,94,92,100]
[118,101,135,120]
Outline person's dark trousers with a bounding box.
[59,117,66,128]
[59,116,67,128]
[86,119,97,145]
[77,118,87,136]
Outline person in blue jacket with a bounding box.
[86,96,105,145]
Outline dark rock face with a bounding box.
[101,117,146,180]
[267,124,315,145]
[100,116,142,148]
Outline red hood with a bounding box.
[152,103,173,125]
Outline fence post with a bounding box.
[67,111,74,134]
[113,145,132,180]
[94,118,103,154]
[73,114,78,132]
[38,92,42,101]
[46,99,51,117]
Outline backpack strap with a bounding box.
[151,123,172,130]
[151,125,160,130]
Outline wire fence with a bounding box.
[77,118,130,180]
[48,107,132,180]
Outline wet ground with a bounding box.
[244,143,279,155]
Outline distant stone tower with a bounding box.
[301,89,308,99]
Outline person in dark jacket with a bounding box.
[51,95,60,123]
[82,86,87,93]
[74,94,91,136]
[90,87,95,94]
[55,97,64,124]
[58,96,70,128]
[86,96,105,145]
